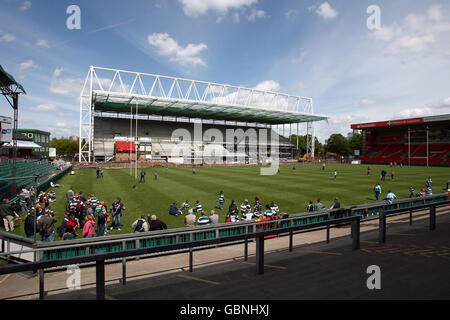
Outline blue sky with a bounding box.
[0,0,449,141]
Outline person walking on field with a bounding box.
[333,170,337,180]
[218,191,225,210]
[374,183,382,201]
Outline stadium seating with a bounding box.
[0,160,57,199]
[360,143,450,166]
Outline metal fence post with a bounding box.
[289,230,293,252]
[326,224,330,243]
[409,209,413,225]
[351,218,360,250]
[38,251,44,300]
[379,211,386,243]
[189,247,193,273]
[244,237,248,261]
[429,205,436,231]
[122,241,126,285]
[256,236,264,275]
[96,258,105,300]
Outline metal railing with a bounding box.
[0,193,447,300]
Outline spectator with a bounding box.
[384,190,397,204]
[196,210,211,226]
[425,177,432,188]
[50,181,63,188]
[18,191,28,213]
[132,214,148,232]
[374,183,382,201]
[209,210,219,224]
[367,166,371,176]
[416,188,426,197]
[62,225,77,240]
[218,191,225,210]
[322,163,326,171]
[169,202,182,216]
[307,200,314,212]
[333,170,337,180]
[240,199,249,215]
[391,170,395,181]
[48,190,56,201]
[82,214,96,238]
[330,197,341,209]
[185,209,196,227]
[195,200,202,213]
[147,214,168,231]
[110,197,125,231]
[37,209,57,242]
[380,170,387,181]
[229,199,238,213]
[226,207,240,223]
[0,199,18,232]
[314,198,325,211]
[409,186,415,198]
[264,204,275,218]
[425,187,432,196]
[96,201,108,237]
[154,171,158,180]
[253,197,262,212]
[57,212,70,238]
[24,208,36,240]
[180,200,190,211]
[446,180,450,191]
[66,187,74,204]
[270,201,279,214]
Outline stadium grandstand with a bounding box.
[351,114,450,166]
[79,66,329,165]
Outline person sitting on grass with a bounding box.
[409,186,415,198]
[185,209,196,227]
[270,201,279,215]
[132,214,148,233]
[180,200,190,211]
[307,200,314,212]
[196,210,211,226]
[195,200,203,213]
[314,198,325,211]
[384,190,397,204]
[147,214,168,231]
[169,202,182,216]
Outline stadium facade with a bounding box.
[351,114,450,166]
[79,66,329,165]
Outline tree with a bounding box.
[348,133,363,155]
[324,134,350,156]
[50,138,78,157]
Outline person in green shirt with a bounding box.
[314,198,325,211]
[374,183,382,201]
[196,211,211,226]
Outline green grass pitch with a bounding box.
[10,164,450,239]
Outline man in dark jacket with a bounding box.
[169,202,182,216]
[24,209,36,239]
[37,209,57,242]
[147,214,168,231]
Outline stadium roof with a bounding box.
[84,66,328,125]
[0,64,26,94]
[351,114,450,130]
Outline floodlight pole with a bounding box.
[426,126,429,168]
[12,94,18,186]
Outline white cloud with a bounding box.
[49,68,85,96]
[19,59,38,72]
[372,4,450,55]
[19,1,32,11]
[36,39,50,48]
[253,80,280,92]
[179,0,257,17]
[359,98,375,105]
[316,2,339,20]
[29,104,58,112]
[148,32,208,67]
[247,8,268,21]
[216,16,223,24]
[0,33,15,42]
[285,9,297,19]
[232,12,240,24]
[55,122,67,128]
